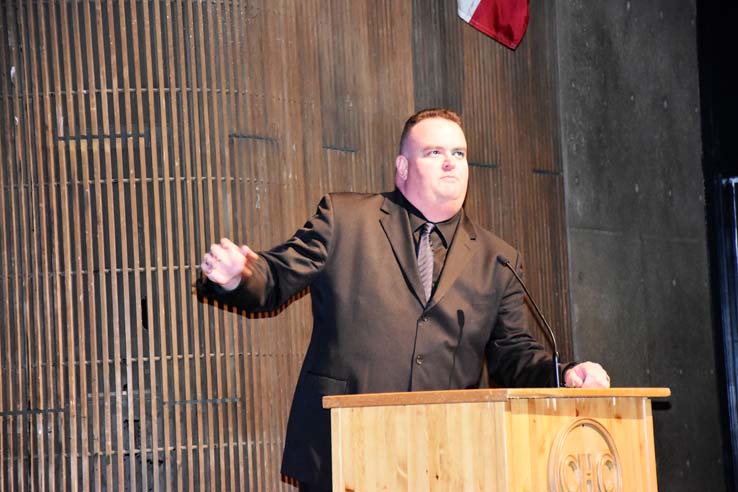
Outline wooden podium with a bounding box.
[323,388,670,491]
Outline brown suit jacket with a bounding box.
[198,190,558,489]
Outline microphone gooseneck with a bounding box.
[496,255,561,388]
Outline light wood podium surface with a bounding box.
[324,388,670,492]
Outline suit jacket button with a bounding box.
[415,355,424,365]
[420,315,428,323]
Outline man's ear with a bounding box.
[395,155,408,181]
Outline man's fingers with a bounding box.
[221,237,242,254]
[201,252,217,270]
[211,240,247,268]
[242,245,259,261]
[208,244,227,264]
[583,371,611,389]
[200,255,226,279]
[566,371,584,388]
[239,246,258,278]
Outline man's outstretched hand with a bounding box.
[200,238,259,291]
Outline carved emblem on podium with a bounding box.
[548,418,622,492]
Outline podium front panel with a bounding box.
[328,390,664,491]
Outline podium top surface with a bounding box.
[323,387,671,409]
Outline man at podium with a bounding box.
[198,108,610,491]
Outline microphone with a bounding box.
[496,256,561,387]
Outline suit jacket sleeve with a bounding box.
[485,252,560,387]
[197,194,334,312]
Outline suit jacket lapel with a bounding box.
[426,212,478,310]
[379,193,425,306]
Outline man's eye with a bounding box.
[453,151,465,158]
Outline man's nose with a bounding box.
[442,154,456,170]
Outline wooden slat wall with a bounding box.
[463,0,572,356]
[412,0,570,356]
[0,0,569,489]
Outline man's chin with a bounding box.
[433,194,466,211]
[437,186,467,202]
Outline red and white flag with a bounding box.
[457,0,530,50]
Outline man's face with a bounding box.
[396,117,469,219]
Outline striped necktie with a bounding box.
[417,222,434,303]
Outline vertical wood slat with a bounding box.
[232,4,258,489]
[204,1,228,486]
[126,0,149,488]
[88,0,113,488]
[213,0,238,488]
[2,0,570,489]
[35,1,56,489]
[152,0,173,486]
[77,0,97,486]
[183,0,208,487]
[168,4,192,488]
[107,0,135,486]
[0,3,18,490]
[58,0,80,484]
[192,0,218,486]
[160,0,180,487]
[20,1,42,489]
[180,2,205,489]
[15,0,30,489]
[26,0,50,489]
[222,1,244,488]
[0,7,7,490]
[47,0,68,487]
[8,6,20,489]
[141,0,160,487]
[133,0,154,485]
[96,0,125,487]
[16,5,33,490]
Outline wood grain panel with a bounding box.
[1,0,570,489]
[411,0,465,113]
[332,401,509,491]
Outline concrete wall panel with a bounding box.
[556,1,727,490]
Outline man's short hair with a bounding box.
[399,108,463,154]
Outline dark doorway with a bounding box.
[699,1,738,490]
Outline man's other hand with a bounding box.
[564,361,611,388]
